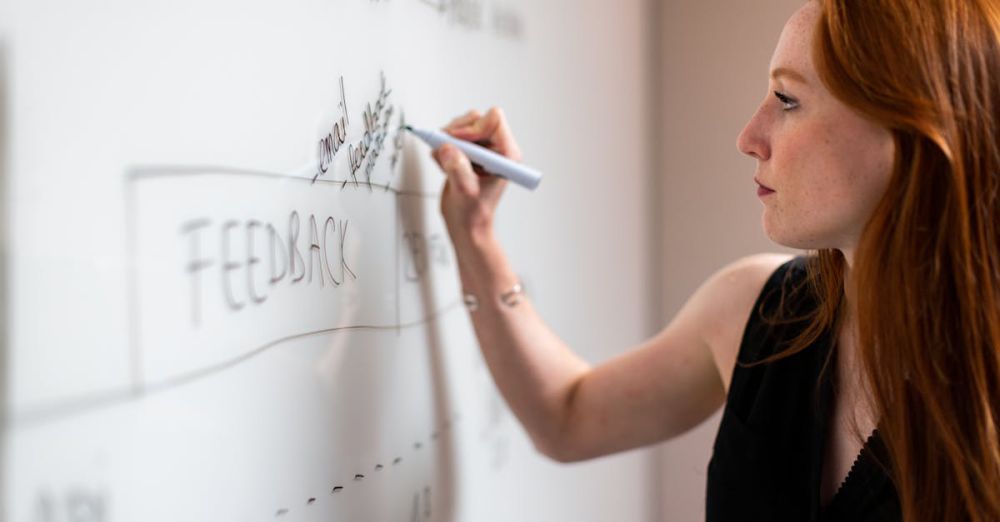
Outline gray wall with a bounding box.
[655,1,802,519]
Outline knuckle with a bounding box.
[488,106,506,125]
[437,143,457,162]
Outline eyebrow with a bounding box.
[770,67,809,85]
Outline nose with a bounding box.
[737,103,770,161]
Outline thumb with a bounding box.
[435,144,479,197]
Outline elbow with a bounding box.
[533,439,578,463]
[530,431,590,464]
[532,376,593,463]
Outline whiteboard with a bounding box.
[2,1,655,520]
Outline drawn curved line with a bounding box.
[127,164,439,199]
[11,301,462,429]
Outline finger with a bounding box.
[446,108,499,140]
[479,169,508,202]
[435,144,479,197]
[447,107,523,161]
[445,110,483,131]
[431,148,445,172]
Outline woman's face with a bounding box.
[737,2,895,255]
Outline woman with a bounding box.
[431,0,1000,520]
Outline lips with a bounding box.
[754,177,774,191]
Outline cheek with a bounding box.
[763,120,894,247]
[832,127,895,218]
[771,129,843,211]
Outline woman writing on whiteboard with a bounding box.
[430,1,1000,520]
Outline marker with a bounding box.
[405,125,543,190]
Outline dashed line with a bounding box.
[273,414,460,517]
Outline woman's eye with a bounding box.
[773,91,798,110]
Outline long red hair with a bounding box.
[768,0,1000,519]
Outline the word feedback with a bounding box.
[181,212,358,327]
[314,72,398,190]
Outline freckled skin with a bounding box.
[737,2,896,252]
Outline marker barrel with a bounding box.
[407,127,543,190]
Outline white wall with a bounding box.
[655,1,801,520]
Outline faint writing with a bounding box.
[419,0,484,30]
[34,488,107,522]
[490,4,523,38]
[403,231,450,281]
[346,72,394,189]
[409,486,432,522]
[386,110,407,191]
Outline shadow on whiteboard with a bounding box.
[309,136,458,521]
[402,136,457,522]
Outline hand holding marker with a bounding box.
[406,125,543,190]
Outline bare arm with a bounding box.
[552,252,792,460]
[433,108,791,462]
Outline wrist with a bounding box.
[463,280,525,312]
[447,230,519,298]
[448,222,499,253]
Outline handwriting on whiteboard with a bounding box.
[181,213,357,327]
[314,72,400,189]
[416,0,523,38]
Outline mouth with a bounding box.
[754,177,775,197]
[753,177,774,191]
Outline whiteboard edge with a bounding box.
[1,36,10,520]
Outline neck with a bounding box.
[836,247,864,384]
[840,247,855,271]
[839,247,856,315]
[836,246,860,361]
[833,247,876,434]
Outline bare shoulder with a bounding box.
[688,253,795,391]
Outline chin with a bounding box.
[761,214,835,251]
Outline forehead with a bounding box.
[769,2,822,83]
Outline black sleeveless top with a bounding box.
[706,257,901,521]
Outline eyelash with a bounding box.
[773,91,798,110]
